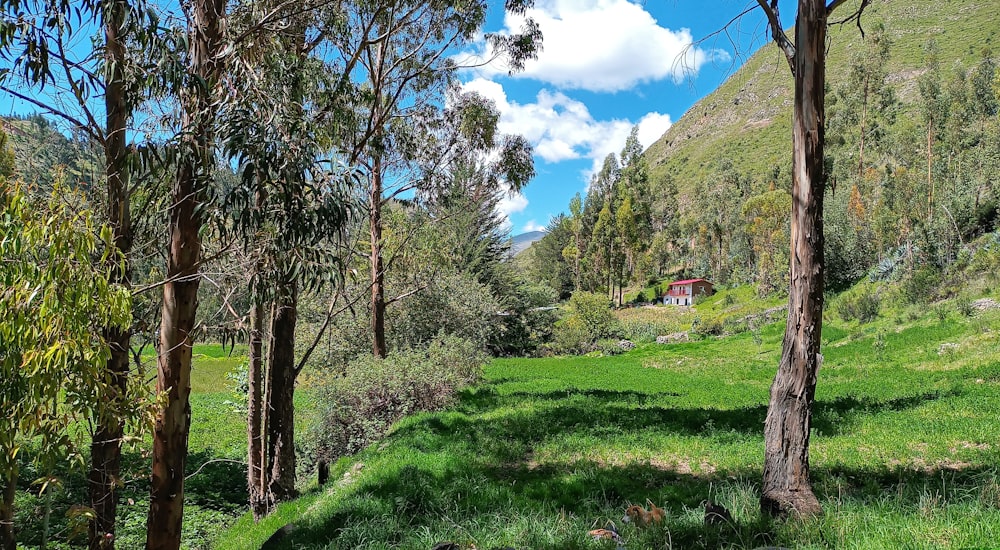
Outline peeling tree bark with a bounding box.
[760,0,828,518]
[89,1,132,547]
[146,0,225,546]
[265,282,299,503]
[370,153,387,359]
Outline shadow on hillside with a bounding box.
[447,385,960,441]
[265,385,989,549]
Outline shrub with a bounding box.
[566,291,620,340]
[390,272,500,352]
[690,315,724,338]
[956,294,975,317]
[549,317,594,355]
[595,339,625,356]
[304,335,485,467]
[901,266,941,305]
[837,288,881,323]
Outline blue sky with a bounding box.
[1,0,795,235]
[457,0,794,235]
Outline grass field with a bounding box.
[213,293,1000,549]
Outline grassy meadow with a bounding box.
[212,287,1000,549]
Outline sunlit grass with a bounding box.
[213,293,1000,549]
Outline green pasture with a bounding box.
[215,304,1000,549]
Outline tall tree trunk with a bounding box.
[247,301,267,519]
[266,282,298,503]
[1,466,16,550]
[90,2,131,546]
[370,155,387,359]
[761,0,827,518]
[146,0,225,546]
[927,121,934,217]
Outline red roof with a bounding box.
[669,278,709,286]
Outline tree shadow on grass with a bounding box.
[271,454,1000,549]
[266,385,987,549]
[447,385,960,443]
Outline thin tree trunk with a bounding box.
[247,301,267,519]
[857,75,869,178]
[370,155,387,359]
[927,121,934,217]
[1,466,16,550]
[146,0,225,546]
[90,2,131,546]
[761,0,826,518]
[266,282,299,503]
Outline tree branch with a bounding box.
[828,0,872,37]
[0,85,102,142]
[755,0,796,76]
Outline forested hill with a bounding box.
[523,0,1000,299]
[645,0,998,198]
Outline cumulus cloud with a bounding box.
[521,220,547,233]
[459,0,729,92]
[637,112,673,149]
[496,191,529,229]
[462,78,673,179]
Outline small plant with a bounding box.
[901,266,941,305]
[223,360,249,413]
[956,295,975,317]
[837,286,880,323]
[872,330,887,359]
[934,304,950,322]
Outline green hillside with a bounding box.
[645,0,999,201]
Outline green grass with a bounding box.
[14,343,250,550]
[213,297,1000,549]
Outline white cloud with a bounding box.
[637,112,673,149]
[521,220,547,233]
[459,0,729,93]
[496,191,529,230]
[462,78,673,180]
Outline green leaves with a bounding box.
[0,180,137,512]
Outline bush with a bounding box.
[837,288,881,323]
[901,266,941,305]
[566,291,620,340]
[544,292,622,355]
[303,335,485,467]
[690,315,724,338]
[548,317,594,355]
[595,339,625,356]
[390,272,500,352]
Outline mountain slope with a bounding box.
[511,230,546,255]
[645,0,999,201]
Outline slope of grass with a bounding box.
[646,0,999,197]
[214,292,1000,549]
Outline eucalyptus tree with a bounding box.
[145,0,228,545]
[616,126,653,299]
[219,17,356,512]
[748,0,872,516]
[329,0,540,358]
[0,182,134,550]
[0,1,164,545]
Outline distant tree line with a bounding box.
[525,30,999,300]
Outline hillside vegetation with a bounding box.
[523,0,1000,301]
[645,0,998,195]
